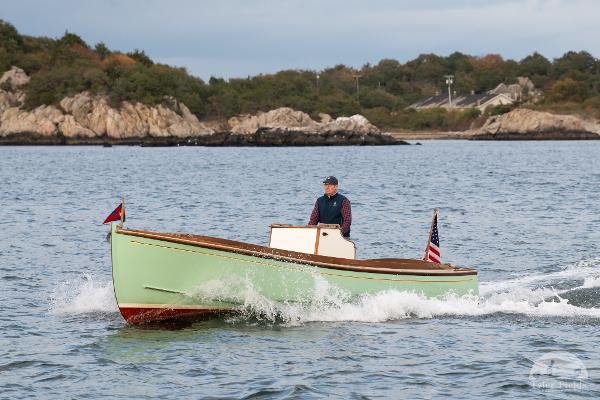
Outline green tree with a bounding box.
[128,49,153,66]
[59,31,88,48]
[519,52,551,76]
[548,77,589,102]
[94,42,110,60]
[553,51,597,77]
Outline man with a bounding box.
[308,176,352,237]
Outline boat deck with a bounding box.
[117,227,477,277]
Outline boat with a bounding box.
[110,222,478,324]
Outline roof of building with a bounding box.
[410,92,513,109]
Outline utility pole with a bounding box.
[353,74,362,103]
[445,75,454,109]
[316,73,320,93]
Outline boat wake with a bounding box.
[49,258,600,324]
[208,257,600,325]
[48,273,117,315]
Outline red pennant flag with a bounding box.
[103,203,125,224]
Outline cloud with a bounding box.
[3,0,600,79]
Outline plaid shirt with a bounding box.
[309,196,352,236]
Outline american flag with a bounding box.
[424,211,441,263]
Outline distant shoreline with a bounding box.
[388,131,600,141]
[0,130,409,146]
[388,131,468,141]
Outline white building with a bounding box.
[410,92,514,112]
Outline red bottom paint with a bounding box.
[119,307,232,324]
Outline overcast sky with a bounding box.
[3,0,600,80]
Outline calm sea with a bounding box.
[1,142,599,399]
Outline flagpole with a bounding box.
[423,208,438,260]
[119,194,125,228]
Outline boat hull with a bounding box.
[110,223,478,323]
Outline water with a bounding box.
[1,142,599,399]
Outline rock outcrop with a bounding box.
[0,67,405,146]
[227,108,381,136]
[228,108,319,134]
[57,92,213,139]
[0,89,24,113]
[0,67,30,90]
[0,105,64,137]
[0,87,215,144]
[221,107,398,146]
[470,109,600,140]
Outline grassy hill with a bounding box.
[1,19,599,131]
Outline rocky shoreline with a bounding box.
[0,128,401,146]
[468,108,600,140]
[0,67,406,146]
[2,67,600,144]
[389,109,600,141]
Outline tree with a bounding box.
[446,51,473,73]
[519,52,552,76]
[94,42,110,60]
[59,31,88,48]
[548,77,589,102]
[553,51,597,77]
[128,49,153,66]
[0,19,23,52]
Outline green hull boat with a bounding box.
[110,222,478,323]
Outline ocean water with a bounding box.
[1,142,599,399]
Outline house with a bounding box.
[409,92,514,112]
[488,77,542,102]
[409,76,541,112]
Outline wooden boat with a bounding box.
[110,222,478,324]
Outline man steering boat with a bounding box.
[308,176,352,238]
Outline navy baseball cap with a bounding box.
[323,176,338,185]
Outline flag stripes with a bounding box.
[424,210,441,264]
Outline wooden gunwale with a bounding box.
[116,228,477,277]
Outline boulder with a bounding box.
[228,107,319,134]
[470,108,600,140]
[228,114,259,135]
[0,67,30,91]
[0,90,23,114]
[57,92,214,139]
[0,105,63,137]
[320,114,380,135]
[60,92,109,135]
[59,115,96,138]
[227,107,381,136]
[224,107,401,145]
[318,113,333,124]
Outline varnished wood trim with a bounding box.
[314,227,321,255]
[117,228,477,277]
[271,223,340,229]
[132,240,475,283]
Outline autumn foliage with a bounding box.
[1,19,599,128]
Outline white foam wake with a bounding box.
[583,276,600,289]
[50,258,600,324]
[48,274,117,315]
[479,257,600,295]
[229,285,600,325]
[190,258,600,325]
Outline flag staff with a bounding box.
[423,208,438,260]
[120,194,125,227]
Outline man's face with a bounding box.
[324,184,338,196]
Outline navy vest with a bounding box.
[317,193,349,237]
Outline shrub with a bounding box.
[486,104,514,116]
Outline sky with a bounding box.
[2,0,600,80]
